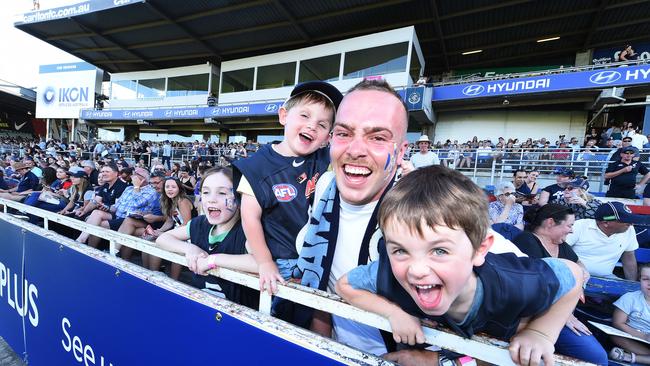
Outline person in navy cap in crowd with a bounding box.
[556,177,603,220]
[566,202,648,280]
[538,167,575,206]
[605,145,650,199]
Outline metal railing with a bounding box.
[0,198,593,365]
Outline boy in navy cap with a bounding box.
[233,81,343,294]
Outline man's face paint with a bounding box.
[383,143,398,180]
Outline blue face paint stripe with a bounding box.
[384,154,391,170]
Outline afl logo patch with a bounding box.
[273,183,297,202]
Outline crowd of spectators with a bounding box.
[0,115,648,364]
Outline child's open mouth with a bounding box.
[299,132,314,143]
[413,284,442,310]
[207,207,221,220]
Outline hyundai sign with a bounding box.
[37,62,101,119]
[433,63,650,101]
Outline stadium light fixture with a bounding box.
[537,36,560,43]
[462,49,482,55]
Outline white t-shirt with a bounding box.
[565,219,638,277]
[410,151,440,169]
[329,198,386,356]
[613,290,650,333]
[631,133,648,150]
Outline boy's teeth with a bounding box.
[416,285,434,290]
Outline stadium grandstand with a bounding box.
[1,1,650,365]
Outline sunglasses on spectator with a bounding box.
[499,192,515,197]
[563,186,575,191]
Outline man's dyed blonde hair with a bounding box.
[378,165,490,251]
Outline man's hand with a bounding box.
[383,349,438,366]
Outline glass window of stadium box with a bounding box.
[111,79,137,100]
[167,74,209,97]
[221,68,255,93]
[299,54,341,83]
[343,42,409,79]
[256,62,296,90]
[409,45,422,83]
[137,78,165,99]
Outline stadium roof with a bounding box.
[14,0,650,76]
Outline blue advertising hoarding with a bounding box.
[0,225,27,359]
[433,63,650,102]
[80,101,285,121]
[0,220,344,365]
[80,88,429,122]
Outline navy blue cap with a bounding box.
[289,81,343,110]
[595,202,650,225]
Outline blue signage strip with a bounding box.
[0,220,343,365]
[80,88,428,121]
[433,64,650,102]
[16,0,145,25]
[80,101,285,121]
[39,62,96,74]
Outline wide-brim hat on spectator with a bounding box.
[553,167,575,177]
[71,171,88,178]
[288,81,343,111]
[595,202,650,226]
[13,162,28,171]
[560,177,589,191]
[417,135,431,144]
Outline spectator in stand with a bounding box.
[552,142,571,165]
[162,140,172,170]
[93,141,106,159]
[179,166,196,199]
[455,144,472,168]
[489,181,524,230]
[556,177,602,220]
[410,135,439,168]
[566,202,643,280]
[141,176,194,279]
[74,163,129,220]
[512,205,608,365]
[207,93,217,107]
[525,169,541,195]
[0,162,39,201]
[58,171,91,216]
[568,137,581,160]
[628,126,648,151]
[608,136,639,162]
[78,167,158,248]
[609,263,650,365]
[512,169,531,195]
[618,45,638,62]
[605,145,650,199]
[117,171,166,260]
[476,140,493,165]
[538,168,575,206]
[82,160,99,187]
